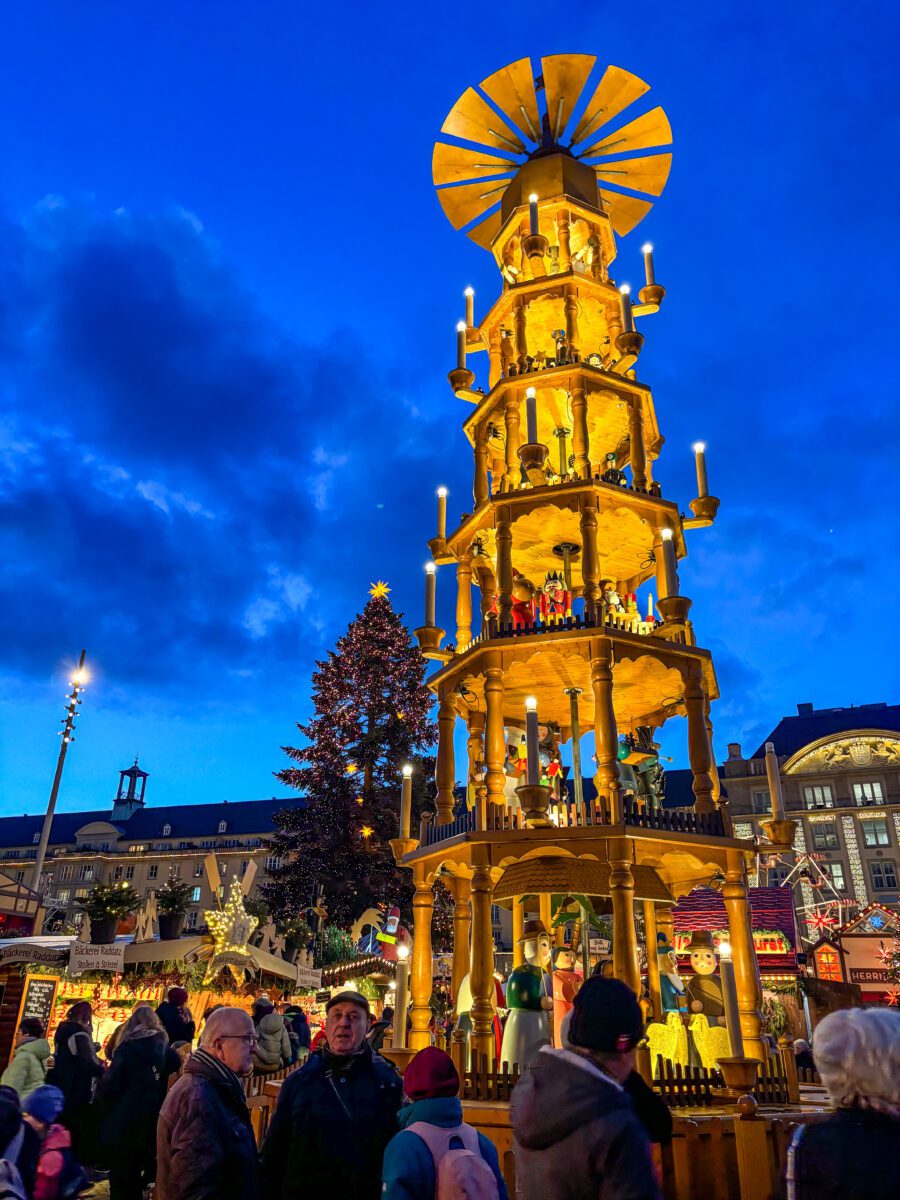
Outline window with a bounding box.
[265,855,282,874]
[75,888,90,900]
[14,871,23,883]
[218,820,228,834]
[803,785,834,810]
[822,863,846,891]
[491,904,501,924]
[179,841,191,850]
[186,910,199,929]
[193,862,204,878]
[162,823,171,837]
[113,866,123,881]
[32,833,40,845]
[240,861,249,876]
[870,861,898,891]
[125,866,135,880]
[751,791,771,814]
[148,864,158,880]
[191,886,202,903]
[128,844,147,854]
[57,866,72,882]
[862,818,890,848]
[57,888,70,902]
[79,864,94,881]
[811,821,839,851]
[218,861,227,876]
[170,865,182,879]
[854,781,884,807]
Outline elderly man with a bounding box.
[156,1006,261,1200]
[261,990,402,1200]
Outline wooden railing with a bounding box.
[797,1065,822,1087]
[623,797,725,837]
[245,1060,301,1098]
[462,1053,520,1103]
[653,1058,722,1107]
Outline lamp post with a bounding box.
[31,650,88,894]
[393,942,411,1049]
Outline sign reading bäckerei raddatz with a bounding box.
[0,944,67,966]
[69,941,125,976]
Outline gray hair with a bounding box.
[118,1006,165,1046]
[200,1006,253,1047]
[813,1007,900,1114]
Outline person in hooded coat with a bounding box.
[252,1010,291,1074]
[49,1002,104,1157]
[381,1047,508,1200]
[96,1007,181,1200]
[511,977,660,1200]
[155,988,195,1047]
[1,1021,52,1102]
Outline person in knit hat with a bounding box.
[22,1085,86,1200]
[381,1047,508,1200]
[512,978,660,1200]
[155,987,195,1047]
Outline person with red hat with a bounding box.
[382,1047,508,1200]
[511,978,661,1200]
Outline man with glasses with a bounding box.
[156,1007,262,1200]
[261,990,402,1200]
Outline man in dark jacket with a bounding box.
[155,987,196,1047]
[261,991,402,1200]
[512,977,661,1200]
[156,1006,261,1200]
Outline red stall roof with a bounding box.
[672,887,798,974]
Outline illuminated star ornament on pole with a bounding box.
[204,878,259,982]
[369,581,391,599]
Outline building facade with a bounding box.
[0,764,291,932]
[723,702,900,939]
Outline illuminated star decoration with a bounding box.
[869,913,886,930]
[887,988,899,1008]
[806,911,838,933]
[369,581,391,599]
[360,825,374,840]
[205,879,259,981]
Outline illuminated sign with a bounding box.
[813,943,843,982]
[673,928,790,955]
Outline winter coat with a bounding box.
[366,1020,391,1054]
[260,1043,403,1200]
[155,1001,195,1047]
[382,1096,509,1200]
[32,1124,71,1200]
[289,1013,311,1051]
[156,1049,261,1200]
[97,1033,181,1167]
[512,1047,661,1200]
[0,1039,51,1100]
[49,1020,104,1116]
[252,1012,291,1073]
[781,1108,900,1200]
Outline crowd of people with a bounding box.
[0,981,893,1199]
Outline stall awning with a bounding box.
[493,857,673,904]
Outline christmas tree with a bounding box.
[263,583,438,928]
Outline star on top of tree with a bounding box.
[369,580,391,599]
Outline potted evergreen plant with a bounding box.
[155,876,194,940]
[81,882,139,944]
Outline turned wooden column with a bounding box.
[484,658,506,812]
[556,207,572,273]
[580,498,601,619]
[591,638,621,822]
[609,844,640,994]
[643,900,662,1021]
[571,385,590,479]
[456,552,473,652]
[564,283,580,358]
[451,877,471,1006]
[466,710,485,821]
[723,850,766,1060]
[495,503,513,626]
[469,856,495,1063]
[512,896,525,967]
[476,564,496,635]
[514,296,527,371]
[656,904,674,949]
[435,693,457,824]
[473,425,489,507]
[629,398,647,490]
[410,872,434,1050]
[488,323,502,388]
[684,666,715,815]
[504,398,521,492]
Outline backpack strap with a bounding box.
[784,1124,804,1200]
[405,1121,481,1169]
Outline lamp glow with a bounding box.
[402,764,413,778]
[397,942,410,961]
[525,696,538,712]
[660,528,673,541]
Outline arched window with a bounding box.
[218,820,228,834]
[162,823,172,836]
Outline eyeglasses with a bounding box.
[217,1034,258,1047]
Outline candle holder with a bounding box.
[515,782,552,825]
[448,367,475,394]
[427,536,455,566]
[688,494,720,526]
[517,441,549,485]
[389,836,420,865]
[715,1055,760,1099]
[414,624,447,660]
[638,283,666,308]
[656,595,692,623]
[522,232,549,261]
[615,329,644,366]
[759,817,797,848]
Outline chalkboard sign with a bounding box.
[15,975,59,1037]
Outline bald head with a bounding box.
[201,1006,255,1075]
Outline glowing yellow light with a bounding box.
[346,763,358,775]
[360,825,374,839]
[355,796,365,806]
[660,528,673,541]
[402,764,413,778]
[369,581,391,599]
[71,668,89,685]
[437,486,448,498]
[204,879,259,981]
[396,711,405,720]
[396,942,410,961]
[692,441,706,454]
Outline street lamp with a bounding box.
[31,650,88,894]
[393,942,411,1050]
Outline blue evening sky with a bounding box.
[1,2,898,815]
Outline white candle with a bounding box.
[619,284,634,334]
[528,192,539,236]
[525,386,538,444]
[425,562,437,627]
[525,696,540,785]
[641,242,656,287]
[660,528,678,598]
[718,942,745,1057]
[456,321,466,370]
[400,764,413,839]
[436,487,448,539]
[647,592,654,621]
[764,741,786,821]
[464,287,475,327]
[692,442,709,498]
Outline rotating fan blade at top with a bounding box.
[479,56,541,142]
[441,86,526,153]
[539,53,596,142]
[571,65,652,146]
